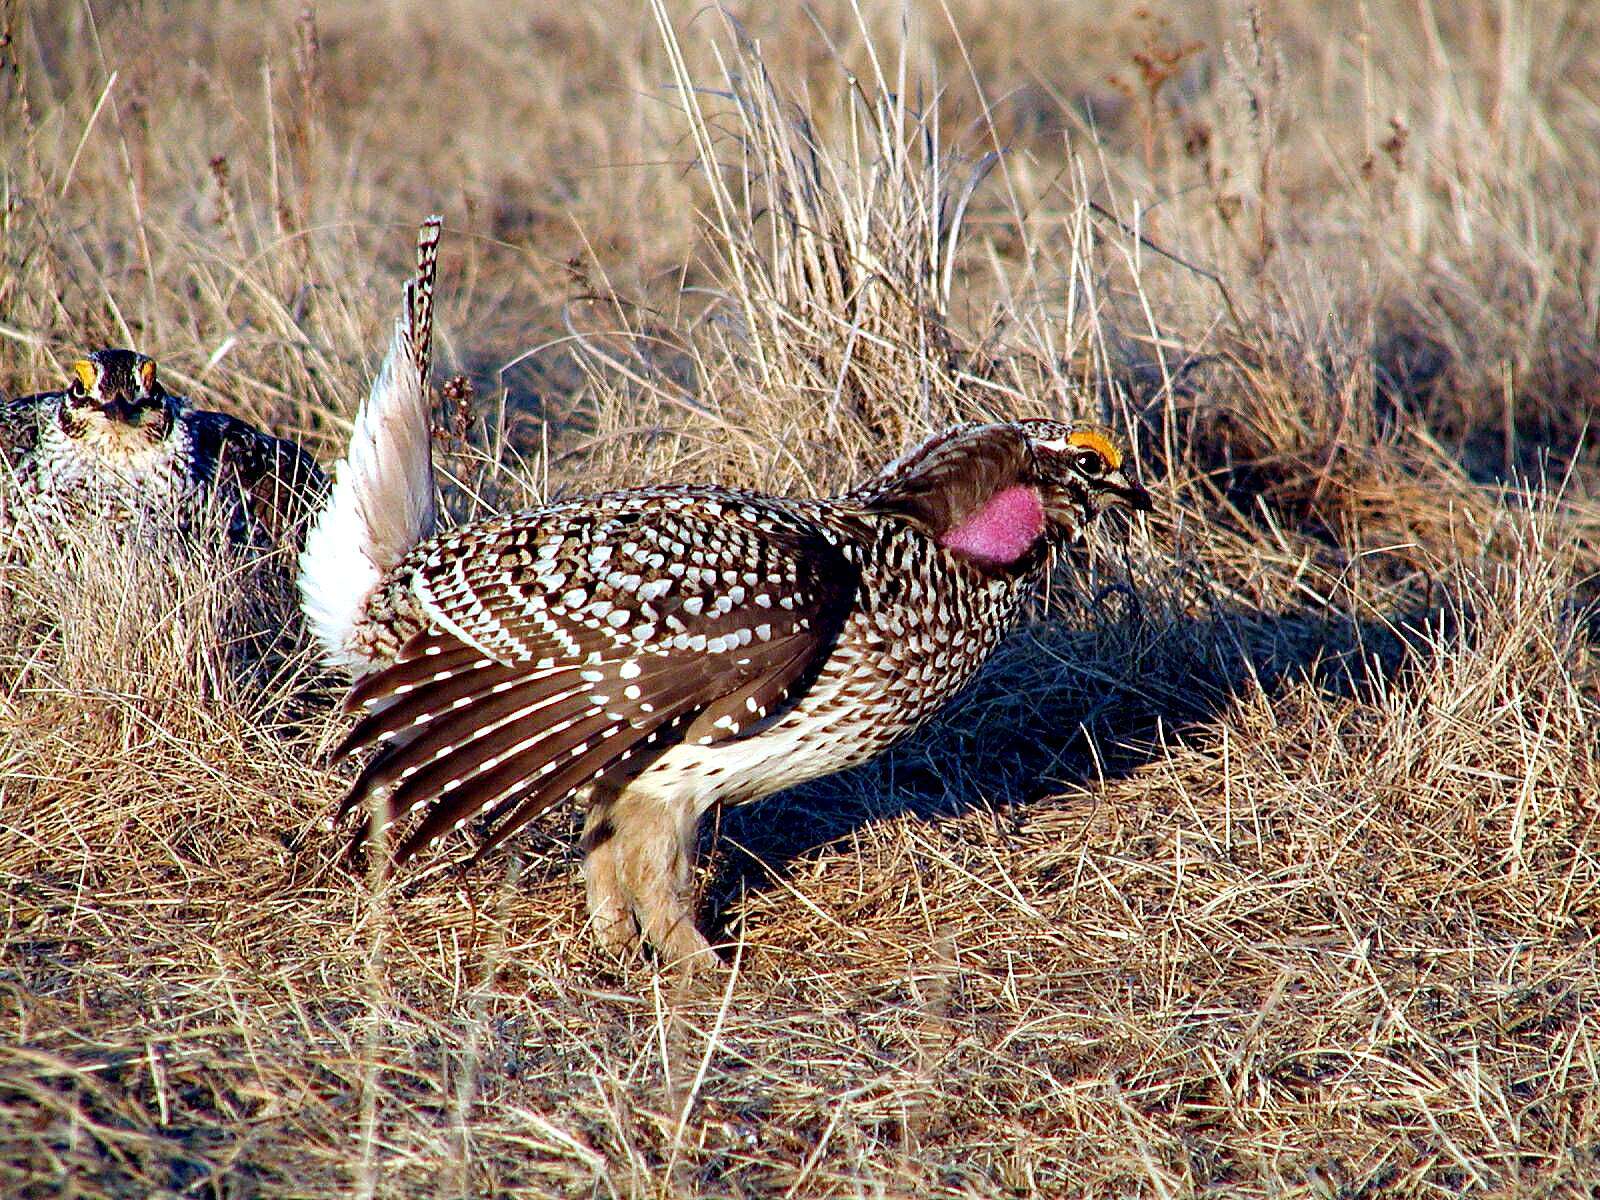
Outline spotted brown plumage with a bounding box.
[336,489,859,856]
[319,389,1154,965]
[0,348,327,546]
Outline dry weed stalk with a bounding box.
[571,1,1031,478]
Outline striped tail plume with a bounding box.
[299,216,442,673]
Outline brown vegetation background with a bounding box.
[2,0,1598,1195]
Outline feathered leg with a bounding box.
[581,784,714,968]
[580,786,638,954]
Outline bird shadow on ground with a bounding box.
[700,590,1457,947]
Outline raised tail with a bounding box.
[299,217,442,673]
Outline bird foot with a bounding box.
[581,796,718,973]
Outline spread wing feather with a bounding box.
[393,670,719,861]
[343,631,484,711]
[481,711,700,851]
[333,656,505,759]
[462,710,706,862]
[189,408,330,543]
[347,670,592,811]
[335,490,859,863]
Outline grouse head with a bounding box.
[1014,418,1153,527]
[60,349,177,448]
[854,418,1152,570]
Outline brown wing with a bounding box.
[336,489,858,862]
[2,391,55,465]
[191,409,330,544]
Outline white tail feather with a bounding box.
[300,217,442,672]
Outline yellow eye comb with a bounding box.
[1066,428,1122,470]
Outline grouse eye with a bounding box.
[1074,450,1105,477]
[67,360,97,400]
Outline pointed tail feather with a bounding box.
[299,217,443,673]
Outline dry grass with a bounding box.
[3,1,1599,1196]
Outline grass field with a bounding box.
[3,1,1599,1195]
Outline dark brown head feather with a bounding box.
[850,423,1030,539]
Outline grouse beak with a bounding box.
[1117,481,1154,513]
[1103,467,1153,514]
[100,392,139,423]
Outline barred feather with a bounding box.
[300,216,442,671]
[334,495,859,857]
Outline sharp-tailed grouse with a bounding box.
[301,219,1153,968]
[2,348,327,546]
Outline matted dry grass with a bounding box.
[3,1,1598,1196]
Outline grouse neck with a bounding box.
[936,483,1046,566]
